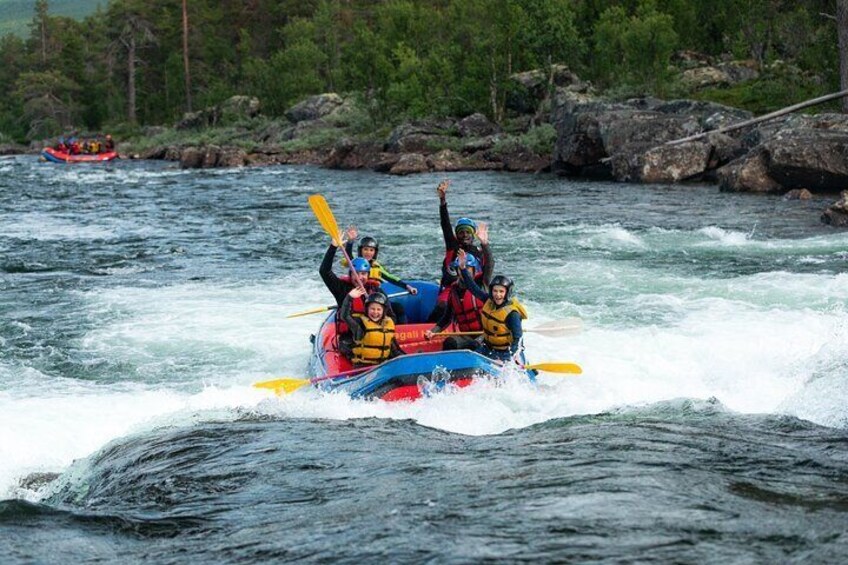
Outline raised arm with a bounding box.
[477,222,494,287]
[319,243,347,306]
[340,288,366,342]
[438,180,457,250]
[459,251,490,303]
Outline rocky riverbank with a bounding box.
[14,61,848,226]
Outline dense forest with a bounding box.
[0,0,844,142]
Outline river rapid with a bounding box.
[1,155,847,562]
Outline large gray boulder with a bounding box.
[457,113,500,137]
[389,153,429,175]
[285,93,344,123]
[717,148,782,193]
[219,95,260,122]
[717,115,848,193]
[552,95,754,180]
[821,191,848,227]
[611,141,712,183]
[507,65,587,114]
[385,120,457,153]
[766,131,848,191]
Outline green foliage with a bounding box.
[492,124,557,156]
[693,66,830,115]
[593,1,679,95]
[0,0,842,141]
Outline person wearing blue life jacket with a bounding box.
[339,288,405,368]
[456,249,528,363]
[424,252,486,351]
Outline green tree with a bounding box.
[14,70,81,138]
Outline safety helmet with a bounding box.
[364,291,388,307]
[351,257,371,273]
[489,275,514,299]
[357,236,379,259]
[448,253,480,276]
[454,217,477,235]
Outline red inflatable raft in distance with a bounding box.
[41,147,118,163]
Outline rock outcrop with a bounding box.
[821,191,848,227]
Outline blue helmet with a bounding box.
[448,254,480,278]
[450,253,480,273]
[454,217,477,234]
[351,257,371,273]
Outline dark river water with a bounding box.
[1,155,847,562]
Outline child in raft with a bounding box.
[455,249,528,363]
[339,287,405,367]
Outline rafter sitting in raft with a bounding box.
[456,249,528,363]
[339,288,405,368]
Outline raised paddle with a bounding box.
[308,194,365,291]
[435,317,584,338]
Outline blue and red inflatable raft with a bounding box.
[308,281,531,401]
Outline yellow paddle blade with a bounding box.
[285,305,333,319]
[525,362,582,374]
[308,194,341,246]
[253,378,311,394]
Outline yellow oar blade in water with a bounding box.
[525,362,583,374]
[253,378,311,395]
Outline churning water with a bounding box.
[1,156,847,562]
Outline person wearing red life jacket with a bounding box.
[429,179,493,322]
[424,253,485,351]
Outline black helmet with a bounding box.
[358,236,379,259]
[489,275,514,300]
[364,290,388,307]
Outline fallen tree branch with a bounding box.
[665,88,848,146]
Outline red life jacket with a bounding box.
[335,295,366,335]
[448,286,484,332]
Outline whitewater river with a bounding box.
[1,155,847,562]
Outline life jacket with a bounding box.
[335,295,365,336]
[351,315,396,365]
[480,299,528,350]
[368,261,384,282]
[448,286,484,332]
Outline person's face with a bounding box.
[456,227,474,246]
[360,246,376,260]
[491,285,507,305]
[367,303,384,322]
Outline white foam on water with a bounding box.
[0,212,117,241]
